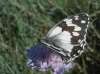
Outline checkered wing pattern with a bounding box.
[39,13,89,62]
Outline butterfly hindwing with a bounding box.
[39,13,89,62]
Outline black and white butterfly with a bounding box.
[38,13,89,62]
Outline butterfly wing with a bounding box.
[39,13,89,61]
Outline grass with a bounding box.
[0,0,100,74]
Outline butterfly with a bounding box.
[38,13,89,62]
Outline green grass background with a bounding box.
[0,0,100,74]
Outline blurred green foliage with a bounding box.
[0,0,100,74]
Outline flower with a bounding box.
[26,44,73,74]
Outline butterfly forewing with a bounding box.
[39,13,89,62]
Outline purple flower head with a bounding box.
[26,44,73,74]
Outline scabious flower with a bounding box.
[26,44,73,74]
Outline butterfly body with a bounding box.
[39,13,89,62]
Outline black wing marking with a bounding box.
[39,13,89,61]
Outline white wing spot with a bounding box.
[85,28,87,33]
[83,44,86,49]
[67,23,77,26]
[84,37,86,42]
[87,25,89,27]
[63,18,78,26]
[74,15,79,20]
[80,40,83,44]
[63,18,69,22]
[60,31,71,36]
[81,20,86,23]
[67,53,70,57]
[84,34,86,38]
[66,44,73,52]
[80,43,83,47]
[48,26,62,37]
[57,31,72,42]
[86,13,89,16]
[72,32,80,36]
[80,51,84,55]
[73,54,76,57]
[78,39,81,43]
[88,17,89,20]
[78,50,81,53]
[74,26,81,31]
[88,21,89,24]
